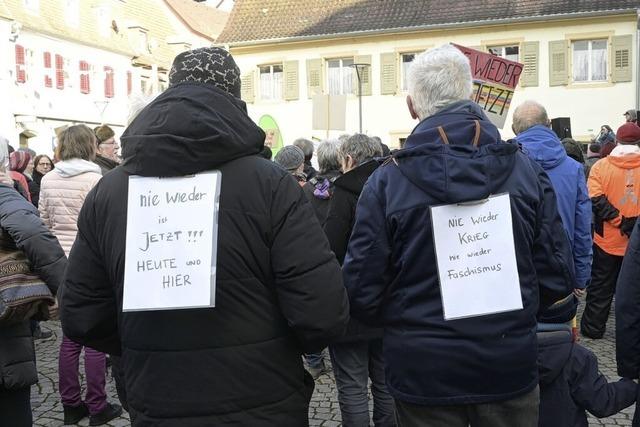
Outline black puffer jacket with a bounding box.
[324,160,382,342]
[60,83,349,426]
[0,184,66,390]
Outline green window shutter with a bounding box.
[612,35,632,83]
[306,58,323,98]
[520,41,539,87]
[241,70,255,103]
[354,55,372,96]
[549,40,569,86]
[380,52,397,95]
[283,60,299,100]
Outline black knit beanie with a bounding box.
[168,47,241,98]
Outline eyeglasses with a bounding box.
[37,162,52,167]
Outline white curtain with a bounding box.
[572,41,589,82]
[259,68,273,100]
[328,60,341,95]
[591,40,607,81]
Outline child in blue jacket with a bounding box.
[538,295,637,426]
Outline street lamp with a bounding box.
[349,62,370,134]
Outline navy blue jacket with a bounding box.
[538,329,636,427]
[616,218,640,379]
[343,101,575,405]
[516,125,592,289]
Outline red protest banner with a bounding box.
[453,44,523,90]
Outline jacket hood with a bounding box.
[54,159,101,178]
[334,160,379,196]
[516,125,567,170]
[395,100,518,203]
[537,330,573,385]
[607,144,640,169]
[120,83,265,177]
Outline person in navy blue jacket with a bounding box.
[538,296,637,427]
[342,44,575,426]
[616,217,640,425]
[513,101,592,296]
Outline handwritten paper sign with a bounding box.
[123,172,221,312]
[430,193,522,320]
[453,44,523,129]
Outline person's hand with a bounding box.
[48,298,59,320]
[573,288,585,298]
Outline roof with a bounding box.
[0,0,217,69]
[164,0,229,41]
[217,0,640,44]
[0,0,134,55]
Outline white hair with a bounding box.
[316,139,341,173]
[127,93,159,126]
[407,44,473,120]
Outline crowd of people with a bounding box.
[0,44,640,427]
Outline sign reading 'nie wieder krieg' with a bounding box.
[453,44,524,129]
[430,193,522,320]
[123,172,221,312]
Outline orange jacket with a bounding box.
[588,145,640,256]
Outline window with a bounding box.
[488,45,520,62]
[327,58,354,95]
[104,66,114,98]
[43,52,52,87]
[24,0,39,12]
[259,64,283,100]
[400,52,418,91]
[65,0,79,27]
[572,39,607,82]
[126,70,132,96]
[15,45,26,83]
[55,54,65,90]
[79,60,91,94]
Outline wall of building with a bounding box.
[3,29,134,155]
[232,15,637,148]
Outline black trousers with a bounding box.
[394,386,539,427]
[0,387,32,427]
[581,244,624,338]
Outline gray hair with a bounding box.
[340,134,382,166]
[274,145,304,172]
[512,100,550,135]
[316,139,341,173]
[128,93,158,126]
[0,135,8,172]
[292,138,314,161]
[407,44,473,120]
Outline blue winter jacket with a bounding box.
[516,125,592,289]
[343,101,575,405]
[538,328,637,427]
[616,218,640,379]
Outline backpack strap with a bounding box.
[438,120,482,147]
[472,120,482,147]
[437,126,450,145]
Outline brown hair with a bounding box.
[56,125,96,161]
[33,154,55,171]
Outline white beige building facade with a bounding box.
[218,1,639,148]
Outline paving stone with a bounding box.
[33,301,630,426]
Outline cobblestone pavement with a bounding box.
[32,300,632,426]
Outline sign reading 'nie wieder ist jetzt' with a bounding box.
[453,44,524,129]
[123,172,221,312]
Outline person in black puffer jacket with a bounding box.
[302,139,342,227]
[0,145,66,426]
[323,134,395,427]
[59,47,349,427]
